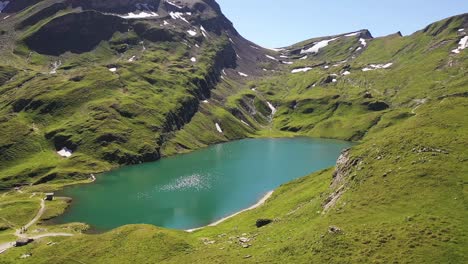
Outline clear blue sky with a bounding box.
[216,0,468,48]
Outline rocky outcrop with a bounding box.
[134,22,176,42]
[364,101,390,111]
[323,149,359,211]
[24,11,129,55]
[256,219,273,228]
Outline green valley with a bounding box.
[0,0,466,263]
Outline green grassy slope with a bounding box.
[0,4,467,264]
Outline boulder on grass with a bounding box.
[256,219,273,228]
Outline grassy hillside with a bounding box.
[0,2,467,263]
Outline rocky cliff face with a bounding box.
[25,11,129,55]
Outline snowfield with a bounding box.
[451,36,468,54]
[121,11,159,19]
[301,38,339,54]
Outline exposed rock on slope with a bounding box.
[24,11,129,55]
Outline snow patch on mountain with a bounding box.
[238,72,248,77]
[57,147,73,158]
[169,12,189,23]
[345,32,360,37]
[121,11,158,19]
[359,38,367,47]
[291,67,313,73]
[190,57,197,62]
[267,102,277,115]
[187,30,197,36]
[265,55,278,61]
[165,0,183,9]
[200,26,208,38]
[215,123,223,133]
[301,38,339,54]
[451,36,468,54]
[265,47,285,52]
[362,63,393,71]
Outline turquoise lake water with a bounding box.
[56,138,352,231]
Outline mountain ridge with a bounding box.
[0,1,467,263]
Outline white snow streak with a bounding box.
[215,123,223,133]
[451,36,468,54]
[169,12,189,23]
[345,32,360,37]
[165,0,183,9]
[120,11,158,19]
[200,26,208,38]
[238,72,248,77]
[267,102,277,115]
[362,63,393,71]
[359,38,367,47]
[301,38,339,54]
[291,67,313,73]
[57,147,73,158]
[187,30,197,36]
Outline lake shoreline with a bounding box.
[185,190,274,233]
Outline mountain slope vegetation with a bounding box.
[0,0,466,263]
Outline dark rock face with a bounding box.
[328,226,342,234]
[24,11,129,55]
[2,0,41,13]
[256,219,273,228]
[134,23,176,42]
[15,238,34,247]
[45,131,79,153]
[366,101,390,111]
[321,75,335,84]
